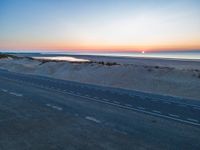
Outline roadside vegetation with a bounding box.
[0,53,18,59]
[36,58,119,66]
[94,61,119,66]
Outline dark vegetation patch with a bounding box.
[38,59,59,65]
[144,65,174,72]
[147,68,152,72]
[190,69,200,79]
[191,69,200,73]
[36,58,119,66]
[38,59,92,65]
[0,53,18,59]
[94,61,119,66]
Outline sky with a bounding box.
[0,0,200,52]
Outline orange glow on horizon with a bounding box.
[1,41,200,52]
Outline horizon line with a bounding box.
[1,49,200,53]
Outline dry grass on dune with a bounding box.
[0,55,200,100]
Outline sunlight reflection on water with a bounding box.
[33,56,90,62]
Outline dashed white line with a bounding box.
[46,104,51,107]
[1,89,8,92]
[193,107,200,111]
[85,116,101,123]
[46,104,63,111]
[9,92,23,97]
[1,89,23,97]
[51,105,63,111]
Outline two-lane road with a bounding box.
[0,69,200,150]
[0,69,199,126]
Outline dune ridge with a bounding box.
[0,55,200,100]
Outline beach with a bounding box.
[0,54,200,100]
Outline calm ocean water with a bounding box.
[42,51,200,60]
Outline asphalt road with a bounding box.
[0,69,200,150]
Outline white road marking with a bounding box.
[1,89,23,97]
[51,105,63,111]
[2,76,200,126]
[103,98,109,101]
[46,104,63,111]
[46,104,51,107]
[113,101,120,104]
[193,107,200,111]
[152,110,161,114]
[137,107,145,110]
[1,89,8,92]
[9,92,23,97]
[85,116,101,123]
[187,118,199,123]
[169,114,179,118]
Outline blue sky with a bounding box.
[0,0,200,52]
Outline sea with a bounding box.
[39,50,200,60]
[3,50,200,61]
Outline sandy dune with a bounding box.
[0,56,200,100]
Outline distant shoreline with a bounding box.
[1,51,200,61]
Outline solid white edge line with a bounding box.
[169,114,179,118]
[187,118,199,123]
[152,110,161,114]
